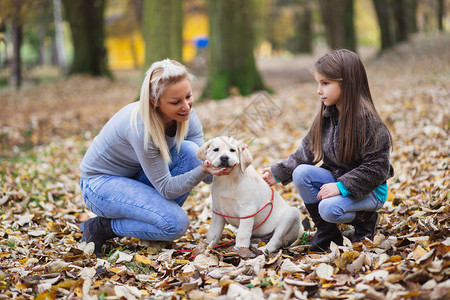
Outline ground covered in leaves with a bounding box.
[0,33,449,299]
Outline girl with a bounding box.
[80,59,231,256]
[262,49,394,252]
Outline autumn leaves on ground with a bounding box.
[0,34,449,299]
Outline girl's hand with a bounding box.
[261,168,277,186]
[317,183,340,200]
[201,160,235,176]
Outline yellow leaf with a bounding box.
[175,259,190,265]
[386,255,402,263]
[46,222,62,232]
[108,267,126,275]
[335,251,360,270]
[334,257,347,270]
[341,251,360,262]
[56,279,80,289]
[15,282,28,290]
[135,254,153,265]
[75,286,83,297]
[386,192,394,202]
[197,226,208,235]
[412,247,428,261]
[282,192,293,198]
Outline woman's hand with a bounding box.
[317,183,340,200]
[261,168,277,186]
[201,160,235,176]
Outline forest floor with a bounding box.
[0,33,449,299]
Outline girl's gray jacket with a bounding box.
[270,105,394,201]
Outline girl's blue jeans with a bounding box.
[79,141,202,241]
[292,164,384,223]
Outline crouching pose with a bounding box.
[79,59,229,256]
[262,49,394,252]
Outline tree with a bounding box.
[279,0,313,54]
[372,0,418,53]
[11,0,23,88]
[291,0,313,53]
[0,0,25,87]
[142,0,182,67]
[318,0,356,52]
[372,0,395,51]
[406,0,418,34]
[53,0,67,73]
[203,0,267,100]
[392,0,409,43]
[62,0,110,76]
[438,0,445,31]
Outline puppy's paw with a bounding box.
[234,247,256,259]
[258,244,278,254]
[258,245,269,253]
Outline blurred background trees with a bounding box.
[62,0,111,77]
[0,0,448,97]
[142,0,183,66]
[203,0,267,99]
[319,0,357,52]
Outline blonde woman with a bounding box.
[80,59,231,256]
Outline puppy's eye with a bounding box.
[230,149,236,152]
[213,148,219,152]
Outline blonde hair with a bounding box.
[131,59,194,164]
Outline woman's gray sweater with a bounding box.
[80,102,210,200]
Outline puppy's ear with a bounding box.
[239,145,253,174]
[197,140,211,161]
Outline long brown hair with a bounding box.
[309,49,391,165]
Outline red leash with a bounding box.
[212,188,274,231]
[178,188,275,257]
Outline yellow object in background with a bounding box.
[105,14,209,70]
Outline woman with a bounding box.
[80,59,231,256]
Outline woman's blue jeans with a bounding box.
[79,141,202,241]
[292,164,384,223]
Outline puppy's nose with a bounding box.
[220,155,229,166]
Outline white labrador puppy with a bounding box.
[197,136,303,254]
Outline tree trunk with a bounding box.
[318,0,356,52]
[11,1,22,88]
[131,0,143,25]
[0,20,5,69]
[405,0,418,34]
[438,0,444,31]
[62,0,110,76]
[203,0,267,100]
[372,0,395,51]
[391,0,408,43]
[142,0,182,67]
[53,0,67,73]
[287,0,313,54]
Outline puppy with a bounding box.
[197,136,303,255]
